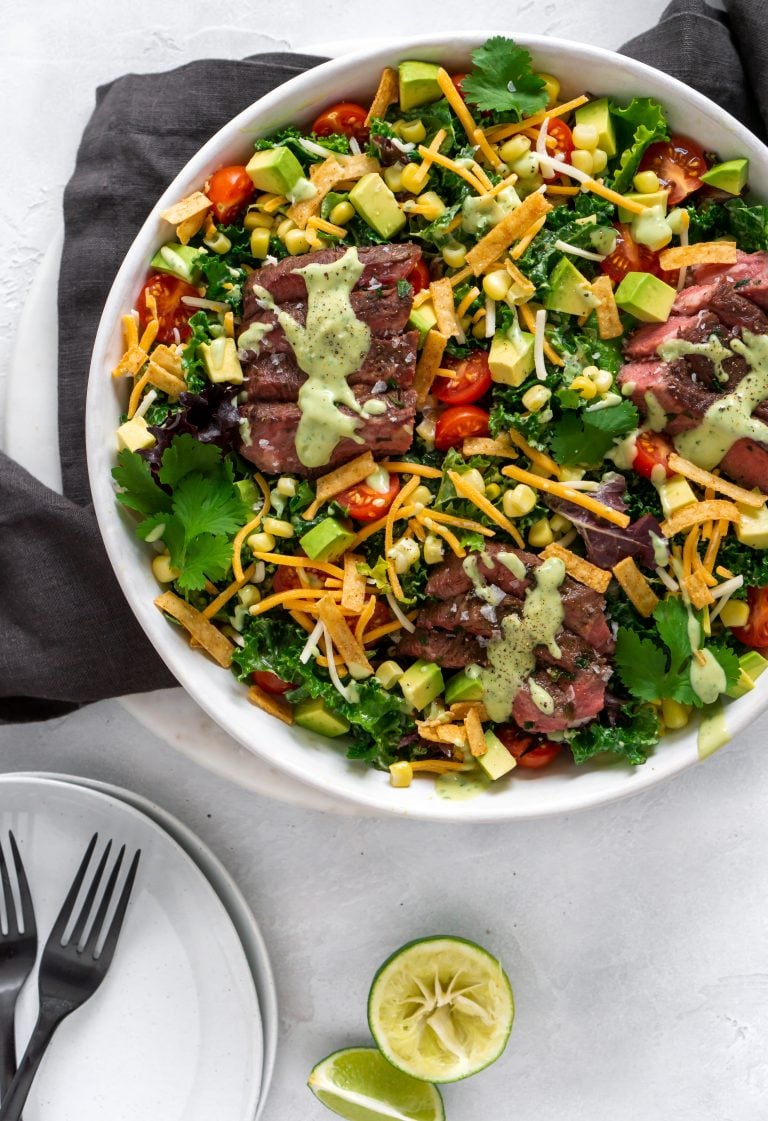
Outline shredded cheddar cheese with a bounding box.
[502,464,631,527]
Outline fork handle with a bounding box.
[0,999,17,1100]
[0,1002,67,1121]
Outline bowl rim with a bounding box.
[86,31,768,821]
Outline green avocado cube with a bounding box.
[614,270,677,323]
[299,517,356,563]
[398,660,444,711]
[398,60,442,112]
[294,697,350,738]
[700,158,749,195]
[149,242,203,283]
[199,336,244,384]
[234,479,259,509]
[574,97,617,157]
[477,730,516,781]
[444,670,484,705]
[246,146,305,196]
[735,501,768,548]
[617,189,669,223]
[544,256,599,316]
[488,330,535,387]
[408,301,438,345]
[725,653,767,700]
[349,173,406,239]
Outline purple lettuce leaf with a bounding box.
[547,472,664,570]
[141,384,241,478]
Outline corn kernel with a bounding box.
[416,191,446,222]
[592,368,614,394]
[246,531,276,553]
[472,318,487,340]
[249,227,271,259]
[244,207,273,230]
[383,164,405,193]
[503,484,537,517]
[329,200,355,226]
[549,513,572,535]
[399,118,427,143]
[263,516,294,539]
[560,465,585,482]
[570,375,597,400]
[204,230,231,254]
[582,365,600,379]
[536,72,560,106]
[285,228,311,255]
[276,476,297,497]
[423,534,445,565]
[442,241,467,269]
[719,599,751,628]
[389,536,421,574]
[528,517,554,547]
[463,468,485,495]
[400,162,429,194]
[389,761,413,788]
[484,483,501,501]
[570,149,594,175]
[376,660,405,689]
[511,151,539,178]
[499,135,531,164]
[237,585,262,608]
[408,486,431,509]
[634,169,661,194]
[276,217,296,240]
[591,148,608,175]
[483,270,512,302]
[572,123,599,151]
[661,697,691,730]
[521,385,552,412]
[152,553,180,584]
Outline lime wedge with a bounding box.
[308,1047,444,1121]
[368,936,513,1083]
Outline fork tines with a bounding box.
[0,833,36,940]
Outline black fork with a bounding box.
[0,833,37,1099]
[0,834,140,1121]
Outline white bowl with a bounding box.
[86,32,768,821]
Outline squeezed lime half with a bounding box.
[368,936,514,1083]
[308,1047,445,1121]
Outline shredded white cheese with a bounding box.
[485,295,496,339]
[299,617,324,664]
[554,238,606,262]
[709,575,745,623]
[536,116,554,180]
[655,565,680,592]
[534,308,548,381]
[181,295,230,312]
[322,622,354,701]
[133,389,158,420]
[298,137,341,160]
[386,592,416,633]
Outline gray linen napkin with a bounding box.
[1,1,765,721]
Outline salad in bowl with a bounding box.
[101,35,768,805]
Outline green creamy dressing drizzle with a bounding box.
[252,247,372,468]
[698,699,731,758]
[662,330,768,470]
[237,321,273,350]
[687,612,727,704]
[659,334,733,383]
[435,771,492,801]
[473,555,567,723]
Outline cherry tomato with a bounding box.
[731,587,768,649]
[433,351,492,406]
[337,473,401,523]
[407,259,431,294]
[546,119,574,164]
[434,405,490,451]
[137,273,199,345]
[312,101,369,144]
[251,670,296,695]
[599,224,677,286]
[450,72,469,99]
[368,599,394,632]
[496,726,562,769]
[632,431,674,480]
[271,563,326,595]
[639,134,708,206]
[205,165,255,224]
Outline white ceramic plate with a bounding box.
[85,32,768,821]
[0,775,262,1121]
[11,771,277,1119]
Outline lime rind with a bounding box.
[308,1046,445,1121]
[367,935,514,1083]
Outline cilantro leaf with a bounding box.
[176,534,234,592]
[609,97,669,193]
[461,37,548,119]
[550,401,638,466]
[172,471,246,542]
[158,433,223,488]
[653,597,692,671]
[614,629,672,704]
[113,450,172,516]
[710,645,741,693]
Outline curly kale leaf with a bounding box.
[567,702,660,766]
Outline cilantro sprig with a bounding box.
[615,598,739,707]
[550,400,638,467]
[461,36,548,119]
[113,434,249,593]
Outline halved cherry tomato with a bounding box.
[137,273,199,345]
[639,134,708,206]
[337,473,401,523]
[450,72,469,99]
[251,670,296,695]
[407,259,431,294]
[546,119,574,164]
[433,351,492,406]
[312,101,369,144]
[632,431,674,480]
[205,165,255,224]
[731,587,768,649]
[271,562,326,595]
[599,224,677,286]
[434,405,490,451]
[496,726,562,769]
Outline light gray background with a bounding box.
[2,3,767,1119]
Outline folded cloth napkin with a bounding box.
[1,0,766,722]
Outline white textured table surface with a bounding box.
[3,3,767,1120]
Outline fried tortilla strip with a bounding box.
[365,67,399,125]
[612,556,660,618]
[413,328,447,406]
[160,191,212,244]
[288,153,380,227]
[666,454,765,508]
[466,192,551,274]
[303,451,377,520]
[464,706,487,757]
[247,684,294,725]
[154,591,234,668]
[661,500,741,538]
[341,553,367,614]
[590,274,623,340]
[659,241,738,270]
[683,571,715,610]
[462,436,517,459]
[541,543,612,594]
[317,594,373,679]
[430,278,462,340]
